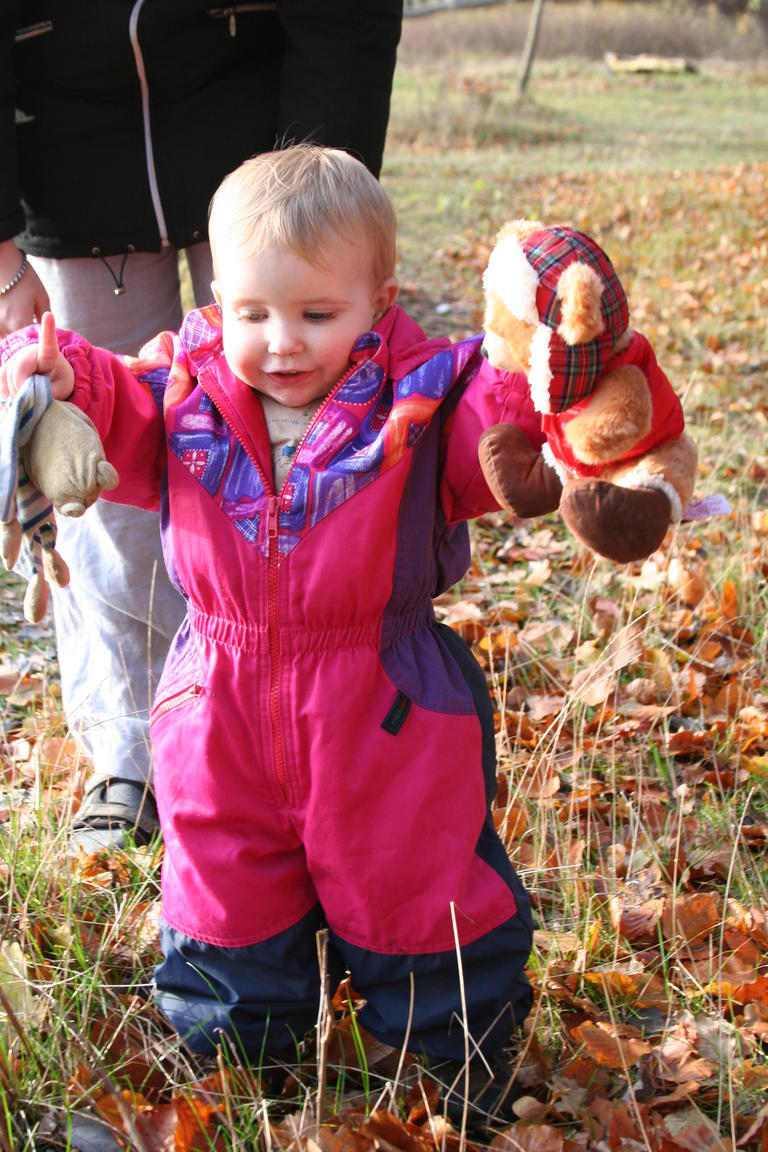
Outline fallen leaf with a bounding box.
[511,1096,550,1123]
[327,1017,395,1077]
[589,596,622,638]
[663,1107,733,1152]
[490,1123,564,1152]
[609,895,664,943]
[0,940,45,1045]
[518,761,561,800]
[525,694,567,721]
[525,559,553,587]
[172,1094,226,1151]
[494,801,529,844]
[570,665,617,706]
[719,579,739,620]
[6,674,47,707]
[570,1020,652,1068]
[361,1109,454,1152]
[570,623,644,704]
[726,973,768,1008]
[582,967,668,1007]
[534,930,582,958]
[667,558,710,606]
[661,893,721,945]
[0,666,23,695]
[555,1056,611,1095]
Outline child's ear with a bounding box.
[372,277,399,322]
[211,281,222,306]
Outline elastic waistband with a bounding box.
[188,603,434,654]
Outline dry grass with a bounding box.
[399,1,768,64]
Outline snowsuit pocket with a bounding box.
[151,681,203,721]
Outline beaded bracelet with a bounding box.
[0,253,29,297]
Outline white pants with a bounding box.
[30,244,214,786]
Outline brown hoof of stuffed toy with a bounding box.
[560,479,671,563]
[479,424,563,518]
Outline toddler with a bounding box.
[0,145,545,1115]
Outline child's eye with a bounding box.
[237,310,266,323]
[305,311,335,322]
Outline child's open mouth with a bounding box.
[267,370,310,380]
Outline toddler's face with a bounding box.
[213,236,397,408]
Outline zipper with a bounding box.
[262,359,364,803]
[207,4,277,36]
[128,0,170,248]
[14,21,54,42]
[152,682,202,719]
[266,495,290,800]
[198,351,375,803]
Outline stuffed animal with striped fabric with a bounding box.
[478,219,698,563]
[1,376,118,622]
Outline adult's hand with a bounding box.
[0,311,74,400]
[0,239,50,336]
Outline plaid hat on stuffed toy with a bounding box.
[483,223,630,415]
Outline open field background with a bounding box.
[1,3,767,1148]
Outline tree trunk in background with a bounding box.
[518,0,546,97]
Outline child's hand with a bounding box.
[0,312,75,400]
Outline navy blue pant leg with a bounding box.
[155,904,345,1058]
[330,878,532,1061]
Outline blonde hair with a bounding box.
[209,144,397,286]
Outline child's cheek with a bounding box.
[223,329,250,380]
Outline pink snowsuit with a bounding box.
[3,304,543,1058]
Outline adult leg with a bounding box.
[30,251,188,849]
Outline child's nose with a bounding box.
[267,320,301,356]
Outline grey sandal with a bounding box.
[70,777,160,854]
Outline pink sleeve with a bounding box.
[1,323,168,511]
[440,345,544,524]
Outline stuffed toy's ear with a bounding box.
[556,261,605,345]
[495,218,543,246]
[25,401,119,517]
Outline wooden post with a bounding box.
[518,0,546,98]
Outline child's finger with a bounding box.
[0,345,39,398]
[36,312,59,375]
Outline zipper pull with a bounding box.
[229,9,236,36]
[267,496,279,542]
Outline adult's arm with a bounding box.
[275,0,404,177]
[0,240,50,335]
[0,8,50,333]
[0,3,24,247]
